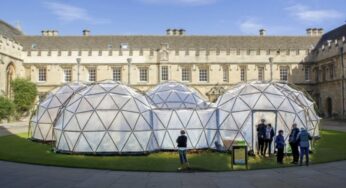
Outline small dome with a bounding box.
[30,83,86,141]
[54,81,155,154]
[147,81,209,109]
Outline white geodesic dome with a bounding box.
[216,81,320,151]
[30,83,86,141]
[54,81,156,154]
[147,81,210,109]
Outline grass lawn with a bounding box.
[0,130,345,172]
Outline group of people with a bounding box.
[257,119,313,166]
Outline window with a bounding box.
[139,67,148,82]
[223,66,228,82]
[240,67,247,81]
[280,66,288,81]
[161,66,168,81]
[88,68,97,82]
[304,66,311,81]
[322,66,326,81]
[329,64,334,79]
[258,67,264,81]
[38,67,47,82]
[181,67,191,82]
[314,68,319,82]
[112,67,121,82]
[63,68,72,82]
[199,67,208,82]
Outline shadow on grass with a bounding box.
[0,130,345,172]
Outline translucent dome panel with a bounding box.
[147,81,209,109]
[30,83,86,141]
[54,82,156,154]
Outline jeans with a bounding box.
[178,149,188,164]
[258,138,265,155]
[290,142,299,162]
[264,139,273,155]
[300,146,309,165]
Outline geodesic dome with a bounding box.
[54,81,156,154]
[147,81,210,109]
[216,81,320,151]
[30,83,86,141]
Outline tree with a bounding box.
[11,78,37,116]
[0,96,15,120]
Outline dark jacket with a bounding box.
[176,135,187,148]
[275,135,285,149]
[289,127,300,144]
[257,123,266,139]
[265,127,275,141]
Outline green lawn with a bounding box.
[0,130,345,172]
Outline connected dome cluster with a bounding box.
[30,81,320,154]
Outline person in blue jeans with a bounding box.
[275,130,285,164]
[176,130,189,170]
[297,128,312,166]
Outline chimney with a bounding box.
[306,28,313,36]
[312,28,319,36]
[179,29,186,36]
[52,30,59,36]
[259,29,266,36]
[317,28,324,36]
[47,30,54,36]
[41,30,48,36]
[83,29,90,36]
[166,29,173,36]
[172,29,178,36]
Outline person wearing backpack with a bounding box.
[288,123,300,164]
[297,128,312,166]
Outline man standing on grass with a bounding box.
[289,123,300,164]
[176,130,189,170]
[257,119,267,156]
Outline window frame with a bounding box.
[139,67,149,82]
[63,68,72,82]
[161,66,169,81]
[88,67,97,82]
[199,67,208,82]
[112,67,122,82]
[38,67,47,82]
[279,66,288,81]
[181,67,191,82]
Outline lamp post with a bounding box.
[269,57,274,81]
[127,58,132,85]
[76,58,81,83]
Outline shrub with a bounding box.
[11,78,37,115]
[0,96,15,120]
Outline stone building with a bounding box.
[0,19,345,118]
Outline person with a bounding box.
[297,128,312,166]
[264,123,275,156]
[176,130,189,170]
[289,123,300,164]
[275,130,285,164]
[256,119,267,156]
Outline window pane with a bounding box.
[240,67,246,81]
[223,66,228,82]
[181,67,190,81]
[280,67,288,81]
[113,68,121,82]
[304,66,310,81]
[63,68,72,82]
[88,68,96,82]
[38,67,47,81]
[161,66,168,81]
[139,68,148,82]
[199,68,208,82]
[258,67,264,81]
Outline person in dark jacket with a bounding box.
[264,123,275,156]
[297,128,312,166]
[256,119,267,156]
[275,130,285,164]
[176,130,189,170]
[289,123,300,164]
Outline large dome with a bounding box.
[147,81,209,109]
[30,83,86,141]
[216,81,320,151]
[54,81,156,154]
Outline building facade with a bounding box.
[0,20,345,118]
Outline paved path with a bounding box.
[1,160,346,188]
[0,120,28,137]
[320,119,346,132]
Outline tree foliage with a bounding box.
[0,96,15,120]
[11,78,37,115]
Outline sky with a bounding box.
[1,0,346,36]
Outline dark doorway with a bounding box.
[326,97,332,117]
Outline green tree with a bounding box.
[0,96,15,120]
[11,78,37,115]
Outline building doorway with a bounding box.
[6,63,15,98]
[326,97,332,117]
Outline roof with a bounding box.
[14,35,320,51]
[314,24,346,50]
[0,20,23,40]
